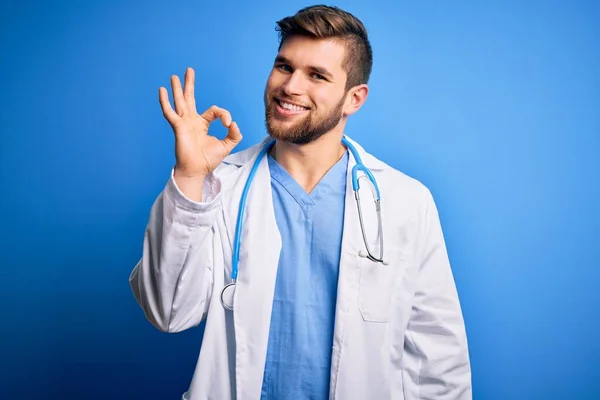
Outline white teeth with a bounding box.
[280,101,307,112]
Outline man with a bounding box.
[129,5,471,400]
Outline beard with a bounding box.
[264,91,346,145]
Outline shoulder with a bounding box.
[211,137,270,178]
[383,162,433,205]
[223,138,269,167]
[349,137,433,205]
[356,141,436,221]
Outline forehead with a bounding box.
[277,36,347,75]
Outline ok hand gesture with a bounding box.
[159,67,243,180]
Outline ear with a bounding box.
[343,84,369,116]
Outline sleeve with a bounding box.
[402,188,472,399]
[128,170,223,333]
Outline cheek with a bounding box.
[313,88,343,110]
[266,71,286,92]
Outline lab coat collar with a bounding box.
[223,135,387,171]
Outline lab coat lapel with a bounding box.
[330,138,384,397]
[221,145,282,400]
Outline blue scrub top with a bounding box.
[260,150,349,399]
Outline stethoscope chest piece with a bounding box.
[220,282,236,311]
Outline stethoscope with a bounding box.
[220,136,385,311]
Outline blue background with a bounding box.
[1,0,598,399]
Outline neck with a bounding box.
[271,132,346,194]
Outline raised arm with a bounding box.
[129,67,242,332]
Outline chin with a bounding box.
[266,129,293,142]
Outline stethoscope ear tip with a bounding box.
[358,250,388,265]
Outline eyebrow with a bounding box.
[275,56,334,79]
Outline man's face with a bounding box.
[264,36,350,145]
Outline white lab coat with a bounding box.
[129,136,472,400]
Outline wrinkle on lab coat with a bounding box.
[129,136,472,400]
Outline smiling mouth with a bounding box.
[274,98,310,114]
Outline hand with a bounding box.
[159,67,243,179]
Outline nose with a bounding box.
[281,71,305,96]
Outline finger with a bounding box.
[183,67,197,113]
[199,105,232,127]
[170,75,186,116]
[221,121,243,153]
[158,87,179,124]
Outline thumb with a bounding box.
[221,121,243,154]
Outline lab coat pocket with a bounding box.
[358,252,405,323]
